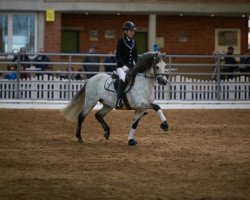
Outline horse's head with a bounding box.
[150,52,168,85]
[133,52,168,85]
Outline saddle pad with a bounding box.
[104,76,118,92]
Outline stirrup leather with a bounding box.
[116,98,124,109]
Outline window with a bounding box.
[0,15,8,52]
[0,13,37,53]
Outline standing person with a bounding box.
[224,46,238,79]
[33,48,51,77]
[115,21,138,109]
[104,50,116,73]
[82,45,100,79]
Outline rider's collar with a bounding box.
[126,36,132,41]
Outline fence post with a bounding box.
[67,55,72,99]
[216,54,221,100]
[15,50,21,99]
[168,56,172,100]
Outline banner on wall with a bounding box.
[215,28,241,55]
[46,9,55,22]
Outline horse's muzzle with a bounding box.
[157,76,168,85]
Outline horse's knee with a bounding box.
[132,117,142,129]
[95,112,102,121]
[78,112,84,123]
[151,103,161,111]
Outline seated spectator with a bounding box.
[240,52,250,77]
[0,67,2,79]
[33,48,51,77]
[74,69,85,80]
[224,46,238,79]
[3,65,17,80]
[82,45,100,79]
[104,50,116,73]
[68,66,84,80]
[12,47,31,79]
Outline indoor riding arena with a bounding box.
[0,109,249,200]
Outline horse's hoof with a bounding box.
[128,139,137,146]
[104,131,110,140]
[78,138,83,143]
[160,121,169,131]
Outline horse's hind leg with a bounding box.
[95,104,113,140]
[76,103,96,143]
[76,111,85,143]
[128,110,145,146]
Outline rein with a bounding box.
[137,73,155,79]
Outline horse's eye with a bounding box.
[155,66,159,70]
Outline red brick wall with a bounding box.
[157,16,249,54]
[44,12,61,53]
[61,14,148,54]
[44,13,248,54]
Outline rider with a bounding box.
[115,21,138,109]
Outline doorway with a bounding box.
[134,32,148,54]
[61,30,79,53]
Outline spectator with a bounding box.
[12,47,31,79]
[153,44,160,52]
[240,52,250,77]
[224,46,238,79]
[67,66,84,80]
[104,50,116,73]
[33,48,51,77]
[3,65,17,80]
[0,67,2,79]
[82,45,100,79]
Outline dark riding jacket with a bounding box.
[116,36,138,69]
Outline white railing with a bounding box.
[155,75,250,101]
[0,52,250,101]
[1,74,249,101]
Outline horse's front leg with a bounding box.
[128,110,145,146]
[150,103,168,131]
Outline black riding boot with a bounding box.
[116,79,125,109]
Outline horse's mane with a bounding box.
[133,52,157,73]
[129,52,161,87]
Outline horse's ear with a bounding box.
[154,52,159,60]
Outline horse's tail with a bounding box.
[62,82,86,122]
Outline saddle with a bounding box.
[111,71,133,92]
[104,71,134,110]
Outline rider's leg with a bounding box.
[116,67,126,109]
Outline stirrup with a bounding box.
[116,99,124,109]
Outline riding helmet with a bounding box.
[122,21,137,31]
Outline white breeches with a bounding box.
[117,67,126,82]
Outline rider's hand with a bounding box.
[122,65,129,72]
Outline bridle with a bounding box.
[137,56,165,80]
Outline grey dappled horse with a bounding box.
[62,52,169,145]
